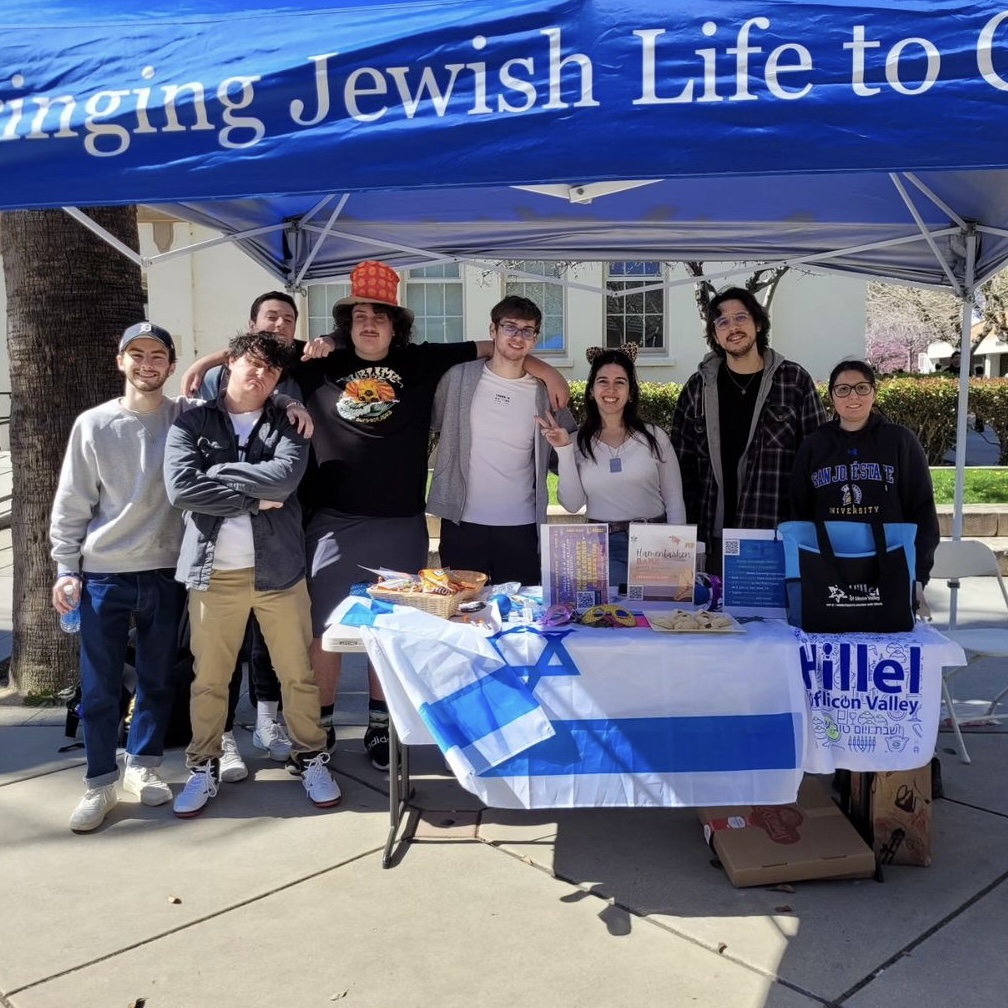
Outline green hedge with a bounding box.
[568,375,997,466]
[966,379,1008,465]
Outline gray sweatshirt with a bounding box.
[49,396,199,575]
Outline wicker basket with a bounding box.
[367,570,487,619]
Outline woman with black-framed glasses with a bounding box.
[789,358,939,586]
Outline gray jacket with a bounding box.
[164,393,308,591]
[427,358,575,538]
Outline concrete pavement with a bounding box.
[1,536,1007,1007]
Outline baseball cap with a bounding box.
[118,321,176,361]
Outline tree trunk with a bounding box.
[1,207,143,697]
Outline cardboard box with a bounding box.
[698,777,876,887]
[849,766,932,866]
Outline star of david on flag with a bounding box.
[331,597,554,783]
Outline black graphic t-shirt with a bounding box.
[295,341,478,517]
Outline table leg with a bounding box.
[382,718,411,868]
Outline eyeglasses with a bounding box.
[832,382,874,398]
[496,322,539,340]
[713,312,752,332]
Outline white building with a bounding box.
[1,215,868,402]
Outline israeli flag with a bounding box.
[334,599,807,809]
[332,597,554,785]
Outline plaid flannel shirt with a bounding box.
[669,349,827,553]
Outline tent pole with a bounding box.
[952,229,978,541]
[949,228,978,625]
[62,207,142,267]
[144,223,287,266]
[291,194,349,288]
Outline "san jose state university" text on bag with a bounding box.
[777,521,917,633]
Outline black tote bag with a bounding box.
[779,520,916,634]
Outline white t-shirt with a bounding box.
[212,410,261,570]
[461,367,540,526]
[555,425,687,524]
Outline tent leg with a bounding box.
[949,230,978,621]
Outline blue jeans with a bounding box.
[608,530,629,593]
[79,570,184,787]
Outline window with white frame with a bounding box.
[605,261,665,350]
[404,264,464,343]
[306,282,351,339]
[503,261,565,352]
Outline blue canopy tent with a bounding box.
[4,0,1008,544]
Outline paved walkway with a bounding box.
[1,467,1006,1007]
[943,421,1002,466]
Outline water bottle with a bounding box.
[59,582,81,634]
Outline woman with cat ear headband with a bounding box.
[537,344,686,594]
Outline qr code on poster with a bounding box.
[576,590,597,610]
[626,585,644,601]
[724,538,740,556]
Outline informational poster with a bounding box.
[722,528,787,617]
[541,523,609,608]
[626,524,697,602]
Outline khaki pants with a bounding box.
[187,569,326,766]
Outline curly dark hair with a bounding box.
[577,348,663,462]
[704,287,771,356]
[226,331,294,372]
[332,302,414,351]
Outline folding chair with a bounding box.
[929,539,1008,763]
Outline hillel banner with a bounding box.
[797,624,966,773]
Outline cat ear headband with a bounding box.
[585,342,639,365]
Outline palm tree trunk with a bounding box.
[1,206,144,696]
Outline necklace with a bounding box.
[599,429,628,473]
[724,367,762,396]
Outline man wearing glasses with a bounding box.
[428,296,576,585]
[670,286,826,572]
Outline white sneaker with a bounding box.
[123,765,173,807]
[299,752,342,808]
[252,720,293,761]
[173,763,218,818]
[69,784,118,832]
[220,731,248,783]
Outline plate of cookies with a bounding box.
[644,609,745,633]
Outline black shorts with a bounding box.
[304,509,428,637]
[437,520,539,586]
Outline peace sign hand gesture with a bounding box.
[536,410,572,448]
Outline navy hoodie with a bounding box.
[789,411,940,584]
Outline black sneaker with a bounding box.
[364,722,391,770]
